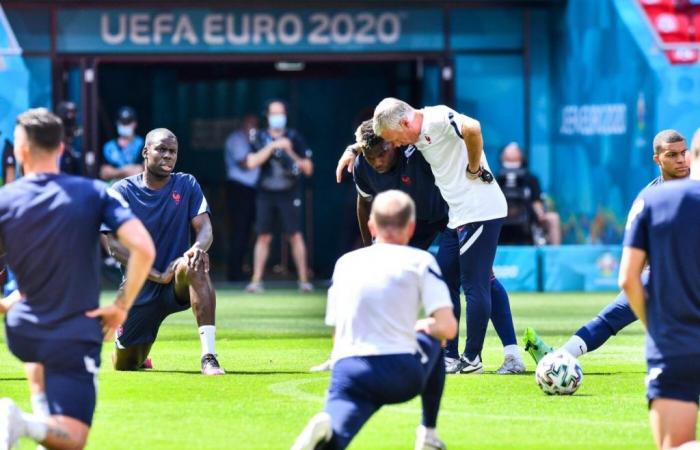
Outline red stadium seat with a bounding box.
[651,12,691,42]
[666,47,699,63]
[640,0,675,15]
[692,9,700,40]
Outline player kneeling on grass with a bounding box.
[619,141,700,450]
[102,128,224,375]
[292,190,457,450]
[0,108,155,450]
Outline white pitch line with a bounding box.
[268,377,646,430]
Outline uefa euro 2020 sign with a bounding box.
[56,9,445,54]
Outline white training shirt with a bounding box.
[415,105,507,228]
[325,243,453,363]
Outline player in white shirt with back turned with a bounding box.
[373,98,519,375]
[291,190,457,450]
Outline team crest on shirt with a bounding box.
[171,191,181,205]
[401,175,412,186]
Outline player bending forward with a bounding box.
[102,128,224,375]
[292,190,456,450]
[0,108,154,449]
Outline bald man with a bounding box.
[102,128,225,375]
[292,190,456,450]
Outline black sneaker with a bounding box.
[201,353,225,376]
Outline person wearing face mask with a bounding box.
[100,106,144,182]
[496,142,561,245]
[245,100,314,293]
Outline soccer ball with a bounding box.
[535,351,583,395]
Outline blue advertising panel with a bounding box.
[56,8,444,54]
[541,245,622,292]
[493,246,538,292]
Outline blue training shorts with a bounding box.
[116,282,190,348]
[646,356,700,405]
[6,331,101,425]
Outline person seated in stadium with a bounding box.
[100,106,144,182]
[496,142,561,245]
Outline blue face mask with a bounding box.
[268,114,287,130]
[117,123,135,138]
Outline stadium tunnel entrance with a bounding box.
[67,57,448,280]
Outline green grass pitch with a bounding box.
[1,289,696,449]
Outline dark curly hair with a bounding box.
[355,119,386,158]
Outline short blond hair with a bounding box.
[373,98,415,136]
[370,190,415,230]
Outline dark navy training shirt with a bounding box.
[353,146,447,223]
[0,173,134,343]
[107,172,210,306]
[623,179,700,360]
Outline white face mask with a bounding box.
[117,123,135,138]
[502,161,522,170]
[268,114,287,130]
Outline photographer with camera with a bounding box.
[496,142,561,245]
[55,101,83,175]
[244,100,314,293]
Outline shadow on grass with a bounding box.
[0,377,27,382]
[148,369,310,375]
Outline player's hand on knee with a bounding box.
[185,246,209,273]
[86,303,128,341]
[335,146,357,183]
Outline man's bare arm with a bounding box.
[102,233,175,284]
[619,247,648,326]
[461,116,484,175]
[356,195,372,247]
[187,213,213,272]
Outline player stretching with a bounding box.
[619,140,700,450]
[292,191,456,450]
[0,108,154,449]
[328,120,523,374]
[103,128,225,375]
[523,129,690,363]
[373,98,507,374]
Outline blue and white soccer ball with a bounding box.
[535,351,583,395]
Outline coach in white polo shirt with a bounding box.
[373,98,510,375]
[291,190,456,450]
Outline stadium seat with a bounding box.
[692,9,700,39]
[666,47,700,63]
[640,0,675,15]
[651,12,691,42]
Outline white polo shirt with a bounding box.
[415,105,507,228]
[325,243,452,363]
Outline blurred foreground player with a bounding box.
[0,108,154,450]
[619,140,700,450]
[103,128,225,375]
[523,129,690,363]
[292,190,456,450]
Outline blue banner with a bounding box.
[541,245,621,292]
[493,246,538,292]
[56,8,444,54]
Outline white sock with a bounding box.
[21,413,48,442]
[417,425,437,439]
[503,345,521,359]
[198,325,216,356]
[31,393,49,418]
[562,335,588,358]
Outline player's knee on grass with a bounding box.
[113,345,151,371]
